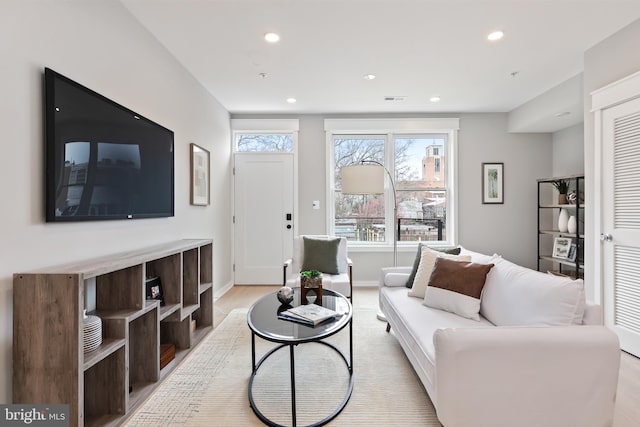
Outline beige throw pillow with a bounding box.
[407,246,471,299]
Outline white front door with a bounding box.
[234,153,294,284]
[601,96,640,357]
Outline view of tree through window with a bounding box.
[235,134,293,152]
[333,135,448,243]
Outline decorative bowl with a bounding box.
[277,286,294,304]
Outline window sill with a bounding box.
[346,243,455,253]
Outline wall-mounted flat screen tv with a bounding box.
[45,68,174,222]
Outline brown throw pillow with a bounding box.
[405,243,461,288]
[423,257,494,321]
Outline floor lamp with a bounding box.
[341,161,397,321]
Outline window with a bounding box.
[231,119,299,153]
[326,118,459,247]
[235,133,293,152]
[394,136,447,242]
[334,136,386,241]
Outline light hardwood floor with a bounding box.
[214,286,640,426]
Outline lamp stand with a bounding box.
[379,166,397,322]
[340,160,396,322]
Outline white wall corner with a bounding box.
[508,73,584,133]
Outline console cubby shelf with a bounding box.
[13,239,214,427]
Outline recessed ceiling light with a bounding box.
[363,74,376,80]
[286,97,297,104]
[487,30,504,41]
[430,96,441,103]
[555,111,571,117]
[264,32,280,43]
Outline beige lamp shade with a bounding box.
[341,164,385,194]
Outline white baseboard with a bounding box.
[353,281,379,288]
[213,280,234,301]
[214,281,378,301]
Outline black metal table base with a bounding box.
[248,331,354,427]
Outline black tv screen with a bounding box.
[44,68,174,222]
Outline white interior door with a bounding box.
[234,153,294,284]
[602,97,640,357]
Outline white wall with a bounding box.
[552,124,584,177]
[584,18,640,302]
[0,0,232,402]
[232,112,552,282]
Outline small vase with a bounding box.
[558,194,567,205]
[558,209,569,233]
[567,215,577,234]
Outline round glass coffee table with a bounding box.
[247,288,353,427]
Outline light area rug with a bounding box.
[124,307,441,427]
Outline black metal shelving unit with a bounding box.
[537,175,584,279]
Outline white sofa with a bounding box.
[379,247,621,427]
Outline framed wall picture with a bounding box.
[552,237,572,259]
[482,162,504,204]
[190,143,210,206]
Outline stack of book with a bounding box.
[278,304,340,326]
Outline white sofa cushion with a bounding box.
[459,246,501,264]
[384,272,410,287]
[423,258,495,321]
[380,285,492,400]
[480,257,586,326]
[408,246,471,299]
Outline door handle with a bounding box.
[286,224,292,229]
[600,233,612,242]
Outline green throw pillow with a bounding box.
[301,237,341,275]
[405,243,461,288]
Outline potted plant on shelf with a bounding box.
[552,179,570,204]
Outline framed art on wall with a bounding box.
[190,143,210,206]
[482,162,504,204]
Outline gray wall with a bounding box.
[233,113,552,282]
[583,18,640,301]
[0,0,232,402]
[552,124,584,177]
[457,114,551,268]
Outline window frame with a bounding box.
[325,118,459,250]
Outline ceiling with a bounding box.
[122,0,640,125]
